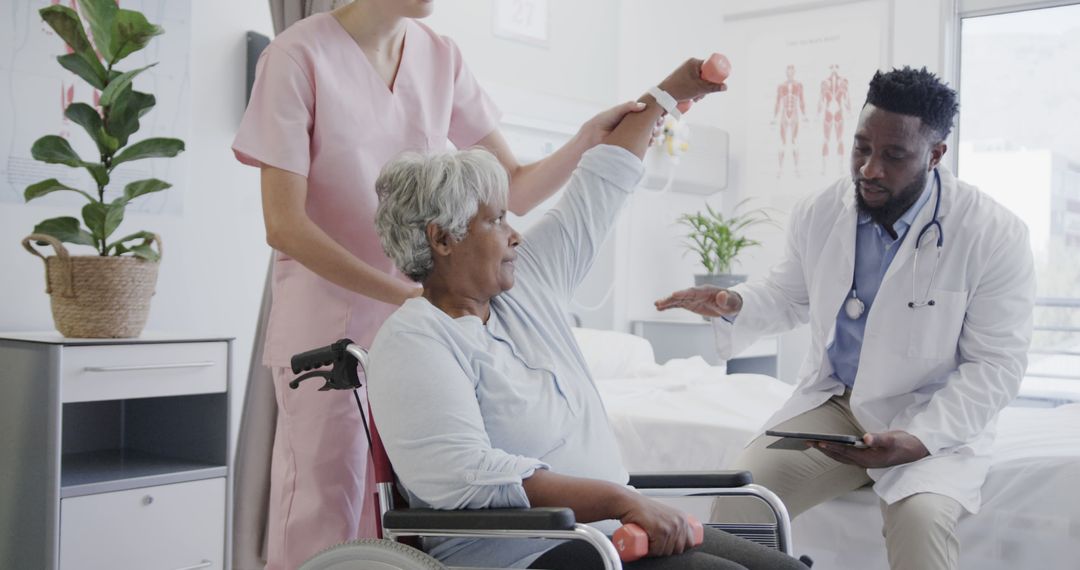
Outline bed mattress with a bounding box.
[595,358,1080,569]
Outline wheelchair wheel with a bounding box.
[299,538,448,570]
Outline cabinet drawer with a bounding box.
[59,478,225,570]
[62,342,227,403]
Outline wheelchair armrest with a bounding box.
[629,470,753,489]
[383,507,577,532]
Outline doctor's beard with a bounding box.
[854,169,928,234]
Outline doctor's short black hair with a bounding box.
[865,66,959,142]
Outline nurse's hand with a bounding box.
[398,284,423,305]
[815,430,930,468]
[658,58,728,104]
[580,100,652,146]
[654,286,742,318]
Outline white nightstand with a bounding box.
[0,333,233,570]
[630,320,779,376]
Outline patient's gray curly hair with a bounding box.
[375,148,509,282]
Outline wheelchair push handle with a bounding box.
[291,338,353,373]
[289,338,365,391]
[613,514,704,562]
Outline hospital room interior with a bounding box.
[1,0,1079,568]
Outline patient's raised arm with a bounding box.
[514,59,728,300]
[605,58,727,159]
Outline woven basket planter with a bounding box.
[22,233,161,338]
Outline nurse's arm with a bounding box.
[260,166,421,306]
[476,100,648,216]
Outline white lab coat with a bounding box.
[714,166,1035,513]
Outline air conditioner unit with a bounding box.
[641,124,729,195]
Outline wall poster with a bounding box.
[730,0,893,200]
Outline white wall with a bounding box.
[426,0,624,329]
[426,0,620,113]
[429,0,951,383]
[616,0,943,275]
[0,0,957,398]
[615,0,947,382]
[1,0,273,424]
[183,0,274,406]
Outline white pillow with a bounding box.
[571,327,656,380]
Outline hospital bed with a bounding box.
[577,326,1080,570]
[288,339,801,570]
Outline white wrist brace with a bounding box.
[647,85,682,120]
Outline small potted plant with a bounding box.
[678,200,777,290]
[20,1,184,338]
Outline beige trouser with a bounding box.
[714,391,963,570]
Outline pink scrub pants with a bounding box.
[266,367,378,569]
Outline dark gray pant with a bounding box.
[528,526,808,570]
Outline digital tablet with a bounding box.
[765,430,868,450]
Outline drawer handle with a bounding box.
[172,561,212,570]
[84,361,216,372]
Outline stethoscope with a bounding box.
[844,169,943,320]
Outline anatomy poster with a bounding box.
[734,0,891,198]
[0,0,191,214]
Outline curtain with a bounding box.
[269,0,353,35]
[232,257,277,570]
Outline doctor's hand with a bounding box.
[654,286,743,318]
[815,430,930,469]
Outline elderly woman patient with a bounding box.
[366,59,806,570]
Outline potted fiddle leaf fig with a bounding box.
[20,0,184,338]
[679,199,777,290]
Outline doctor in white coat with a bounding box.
[656,67,1035,570]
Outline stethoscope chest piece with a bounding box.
[908,169,945,310]
[844,290,865,320]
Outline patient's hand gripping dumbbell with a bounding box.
[612,514,705,562]
[675,53,732,115]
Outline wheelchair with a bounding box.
[290,339,801,570]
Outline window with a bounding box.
[958,2,1080,400]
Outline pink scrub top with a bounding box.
[233,14,501,367]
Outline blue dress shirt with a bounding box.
[827,176,935,387]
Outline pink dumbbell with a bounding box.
[676,53,731,114]
[612,514,705,562]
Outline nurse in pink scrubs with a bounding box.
[232,1,644,568]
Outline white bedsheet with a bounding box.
[595,354,1080,569]
[596,357,792,472]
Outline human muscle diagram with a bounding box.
[740,1,886,198]
[818,64,851,176]
[772,64,807,178]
